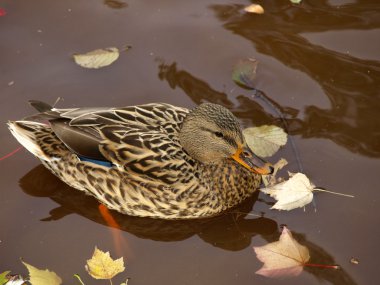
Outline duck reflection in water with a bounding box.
[20,165,276,251]
[21,165,359,285]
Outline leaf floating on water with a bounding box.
[261,172,354,211]
[244,4,264,14]
[262,158,288,187]
[350,257,359,265]
[243,125,288,157]
[261,173,314,210]
[22,261,62,285]
[0,271,10,285]
[290,0,302,3]
[254,226,310,277]
[86,247,125,280]
[4,275,27,285]
[232,58,258,89]
[104,0,128,9]
[73,47,120,69]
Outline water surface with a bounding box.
[1,1,379,284]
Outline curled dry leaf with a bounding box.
[86,247,125,280]
[254,226,310,277]
[232,58,258,89]
[22,261,62,285]
[4,276,27,285]
[350,257,359,265]
[243,125,288,158]
[262,158,288,187]
[244,4,264,14]
[73,47,120,69]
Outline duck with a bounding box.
[8,101,273,219]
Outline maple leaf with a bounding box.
[260,172,354,211]
[254,226,310,277]
[22,261,62,285]
[86,247,125,280]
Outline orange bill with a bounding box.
[231,146,273,175]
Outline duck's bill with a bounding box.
[231,147,274,175]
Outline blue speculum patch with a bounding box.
[78,156,113,167]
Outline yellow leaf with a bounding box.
[22,261,62,285]
[73,47,120,69]
[244,4,264,14]
[243,125,287,157]
[86,247,125,280]
[254,227,310,277]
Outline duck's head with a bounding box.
[179,103,273,175]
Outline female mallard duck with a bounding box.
[8,101,273,219]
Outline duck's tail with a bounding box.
[8,121,50,160]
[8,120,66,161]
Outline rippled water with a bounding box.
[1,1,379,284]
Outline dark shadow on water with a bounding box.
[157,1,380,157]
[20,165,358,284]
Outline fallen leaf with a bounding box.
[254,226,310,277]
[261,172,314,210]
[4,275,27,285]
[261,172,354,211]
[73,47,120,69]
[22,261,62,285]
[262,158,288,187]
[0,271,10,285]
[86,247,125,280]
[243,125,288,157]
[244,4,264,14]
[350,257,359,265]
[290,0,302,3]
[0,8,6,16]
[232,58,258,89]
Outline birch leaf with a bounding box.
[261,172,314,210]
[253,226,310,277]
[243,125,287,157]
[86,247,125,280]
[73,47,120,69]
[22,261,62,285]
[244,4,264,14]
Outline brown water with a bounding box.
[1,1,380,284]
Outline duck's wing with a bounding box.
[48,104,193,184]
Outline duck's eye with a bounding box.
[215,132,224,138]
